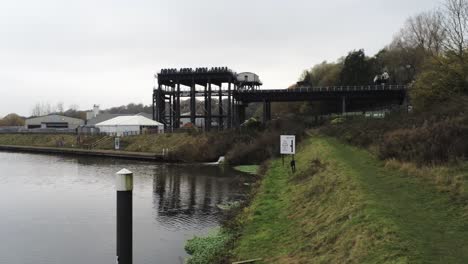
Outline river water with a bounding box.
[0,152,250,264]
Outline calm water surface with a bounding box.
[0,152,250,264]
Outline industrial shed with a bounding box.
[25,114,84,129]
[95,115,164,136]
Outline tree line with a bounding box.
[299,0,468,111]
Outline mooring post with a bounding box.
[116,168,133,264]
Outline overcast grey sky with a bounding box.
[0,0,440,117]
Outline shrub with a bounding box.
[185,229,233,264]
[320,97,468,165]
[380,118,468,164]
[226,118,307,165]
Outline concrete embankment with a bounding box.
[0,145,169,162]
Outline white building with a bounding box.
[86,105,101,121]
[237,72,261,83]
[25,114,84,129]
[95,115,164,136]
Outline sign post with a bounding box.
[280,135,296,173]
[115,137,120,150]
[280,135,296,155]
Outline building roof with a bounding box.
[26,114,84,123]
[87,112,152,125]
[87,114,127,125]
[95,115,164,127]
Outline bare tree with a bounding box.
[68,104,79,111]
[56,102,64,113]
[45,103,52,115]
[30,102,56,116]
[442,0,468,59]
[398,10,446,56]
[31,103,42,117]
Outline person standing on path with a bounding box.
[290,159,296,173]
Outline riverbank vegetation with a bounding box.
[201,135,468,263]
[320,96,468,165]
[185,229,233,264]
[0,133,79,148]
[185,0,468,256]
[0,117,307,164]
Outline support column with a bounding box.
[152,89,156,121]
[176,83,181,129]
[227,81,232,129]
[207,81,212,131]
[155,84,165,126]
[263,100,271,123]
[218,84,223,130]
[232,100,237,127]
[190,78,196,125]
[169,90,173,130]
[204,84,209,130]
[341,96,346,115]
[238,103,247,125]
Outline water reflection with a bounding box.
[0,152,251,263]
[153,165,249,230]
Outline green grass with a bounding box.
[185,228,232,264]
[234,165,260,175]
[0,133,219,161]
[0,134,80,148]
[0,133,205,152]
[231,135,468,263]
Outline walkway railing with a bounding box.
[236,85,407,93]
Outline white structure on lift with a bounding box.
[237,72,262,90]
[95,115,164,136]
[237,72,261,83]
[25,114,84,129]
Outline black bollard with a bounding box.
[116,168,133,264]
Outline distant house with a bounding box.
[25,114,84,129]
[95,115,164,136]
[86,104,152,126]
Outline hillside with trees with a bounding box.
[299,0,468,112]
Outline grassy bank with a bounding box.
[0,133,80,148]
[0,133,225,162]
[320,97,468,165]
[226,135,468,263]
[0,118,306,163]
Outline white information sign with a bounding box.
[280,135,296,155]
[115,137,120,150]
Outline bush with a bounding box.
[185,229,233,264]
[226,118,306,165]
[411,55,468,111]
[380,118,468,164]
[320,97,468,165]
